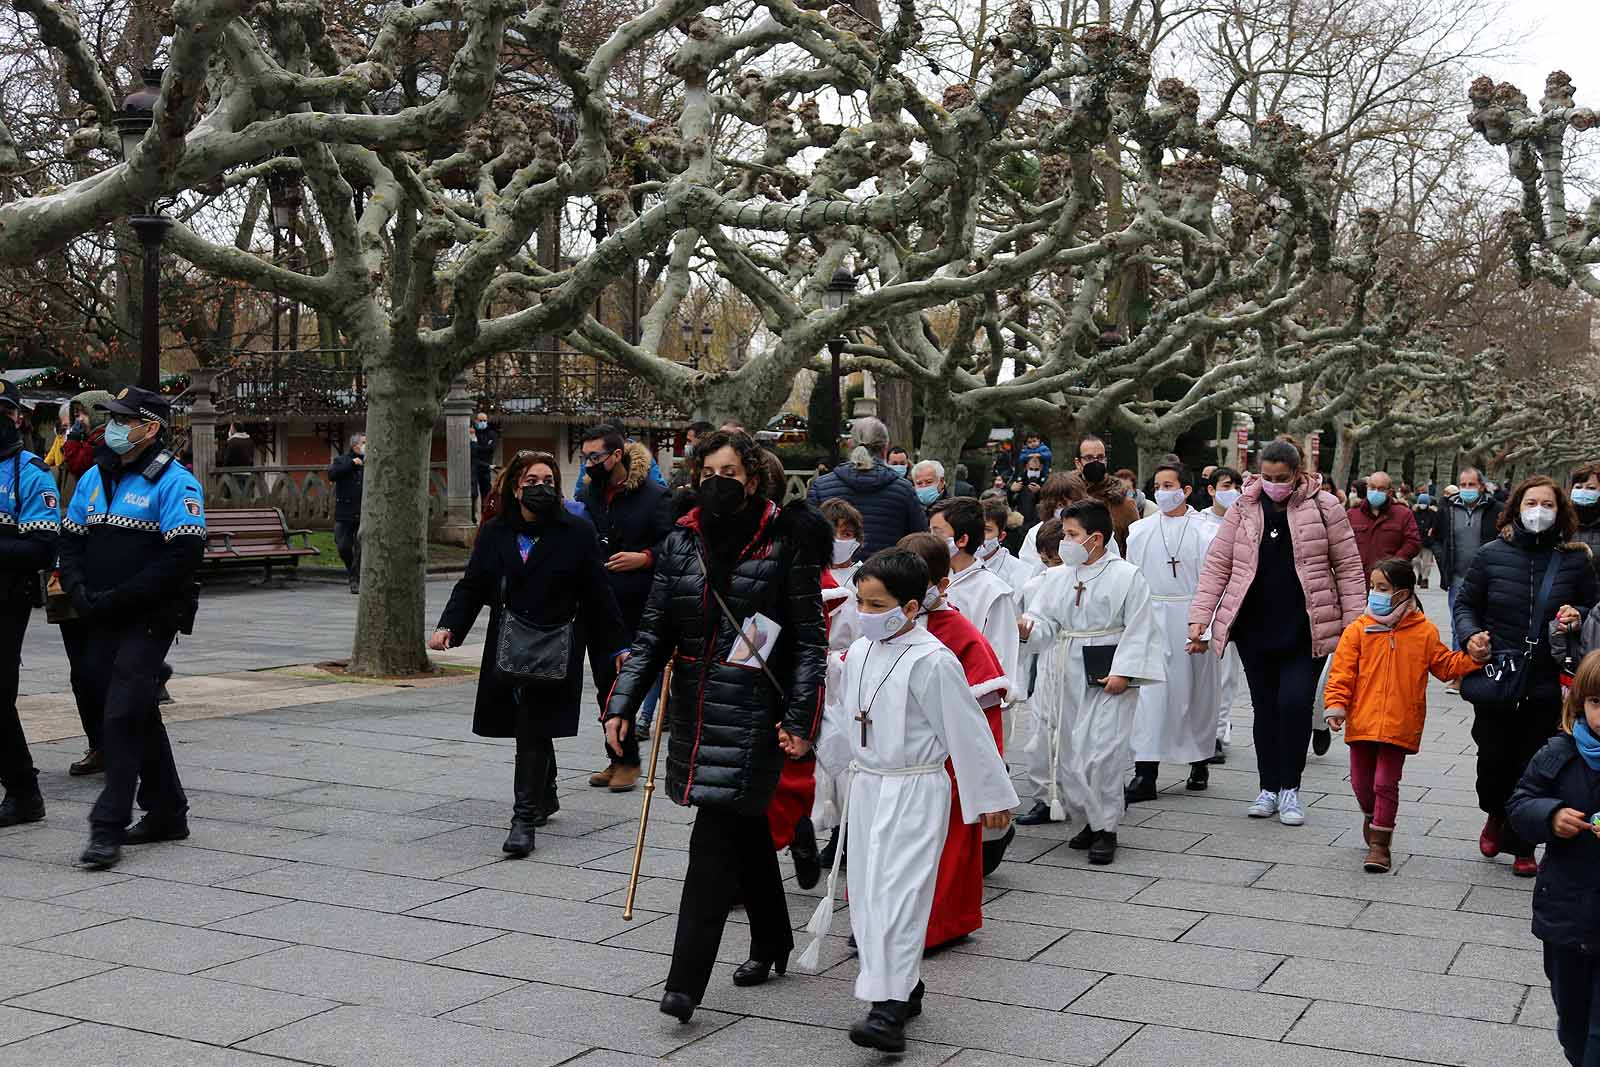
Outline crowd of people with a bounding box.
[7,399,1600,1063]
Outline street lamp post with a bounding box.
[822,267,857,465]
[678,319,714,367]
[267,159,303,352]
[115,67,169,391]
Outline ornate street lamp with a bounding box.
[116,66,170,391]
[822,267,857,465]
[266,158,303,352]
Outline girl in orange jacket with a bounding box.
[1324,558,1487,872]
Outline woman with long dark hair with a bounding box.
[1455,475,1599,876]
[430,451,624,857]
[604,429,829,1023]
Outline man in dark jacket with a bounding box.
[1346,470,1421,574]
[579,425,671,791]
[469,412,498,519]
[1433,467,1503,649]
[327,433,365,594]
[806,416,927,553]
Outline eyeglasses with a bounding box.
[579,451,615,465]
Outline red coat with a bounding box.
[924,605,1007,949]
[1346,501,1422,574]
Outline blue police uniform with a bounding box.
[0,444,61,818]
[60,397,206,857]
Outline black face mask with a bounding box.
[1081,460,1106,484]
[520,483,559,517]
[585,458,611,485]
[0,416,18,456]
[697,475,747,518]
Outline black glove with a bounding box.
[70,587,98,619]
[66,423,87,441]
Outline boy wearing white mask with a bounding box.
[930,499,1020,711]
[1018,502,1164,863]
[804,549,1016,1053]
[1200,466,1243,761]
[978,499,1038,592]
[1125,463,1220,800]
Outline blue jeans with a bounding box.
[1448,578,1464,650]
[635,673,662,730]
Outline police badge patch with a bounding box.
[42,491,57,510]
[184,499,202,516]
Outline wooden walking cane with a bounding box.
[622,662,672,921]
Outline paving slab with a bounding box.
[23,917,283,974]
[445,980,739,1056]
[0,1022,305,1065]
[1065,972,1308,1040]
[238,1003,586,1066]
[210,899,502,962]
[1262,955,1527,1021]
[1284,1000,1560,1066]
[1034,929,1284,991]
[200,943,522,1015]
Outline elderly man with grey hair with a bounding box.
[806,416,927,553]
[328,433,366,594]
[911,459,947,514]
[1431,465,1503,651]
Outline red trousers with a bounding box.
[766,759,816,850]
[1349,740,1407,831]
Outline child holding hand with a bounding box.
[1508,649,1600,1067]
[1323,558,1487,872]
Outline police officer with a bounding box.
[0,379,58,827]
[60,386,205,870]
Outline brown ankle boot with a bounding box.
[588,764,616,788]
[608,764,641,792]
[1363,828,1392,873]
[1361,814,1373,848]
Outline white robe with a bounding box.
[947,560,1023,753]
[1016,567,1057,804]
[1198,507,1240,743]
[813,562,862,832]
[1127,510,1221,765]
[1021,520,1122,567]
[804,628,1017,1001]
[1023,557,1165,830]
[980,544,1039,597]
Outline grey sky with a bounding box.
[1480,1,1600,102]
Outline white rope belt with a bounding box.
[797,758,946,970]
[1058,627,1124,640]
[1150,594,1193,602]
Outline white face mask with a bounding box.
[1053,507,1065,520]
[832,538,860,565]
[1521,506,1556,533]
[945,537,960,557]
[924,584,942,608]
[981,536,1001,556]
[1155,488,1187,512]
[1059,538,1090,567]
[858,605,910,642]
[1215,488,1240,509]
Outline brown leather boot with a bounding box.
[608,764,641,792]
[1361,814,1373,848]
[1363,828,1392,873]
[588,764,616,788]
[69,749,104,776]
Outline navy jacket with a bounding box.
[327,452,363,522]
[1508,732,1600,949]
[806,460,927,555]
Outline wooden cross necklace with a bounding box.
[1072,557,1116,606]
[1157,510,1193,578]
[854,641,914,745]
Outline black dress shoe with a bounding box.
[732,953,788,987]
[1067,824,1096,850]
[78,828,121,870]
[1088,830,1118,865]
[122,815,189,845]
[1312,728,1332,756]
[659,991,695,1023]
[1208,739,1227,765]
[981,825,1014,877]
[1124,773,1158,804]
[850,1000,910,1052]
[791,816,821,890]
[0,787,45,827]
[502,821,535,858]
[1185,763,1209,791]
[1016,801,1055,826]
[908,980,925,1018]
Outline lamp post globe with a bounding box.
[114,67,162,164]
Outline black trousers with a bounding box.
[1546,943,1600,1066]
[513,710,558,809]
[58,618,99,750]
[85,621,186,830]
[1472,692,1561,853]
[0,604,36,793]
[1235,642,1325,793]
[333,519,361,578]
[666,806,793,1003]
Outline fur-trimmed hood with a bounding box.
[621,440,656,493]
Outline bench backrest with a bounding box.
[206,507,293,548]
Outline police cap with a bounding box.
[97,385,172,425]
[0,378,18,410]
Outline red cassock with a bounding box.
[923,605,1009,949]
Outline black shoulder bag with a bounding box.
[1460,552,1561,707]
[494,574,573,683]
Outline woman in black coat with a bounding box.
[1454,475,1599,876]
[604,429,829,1023]
[431,451,624,858]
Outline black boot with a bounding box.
[1067,824,1096,850]
[659,991,695,1023]
[1124,762,1158,804]
[123,813,188,844]
[790,816,821,890]
[817,829,844,871]
[79,827,121,870]
[1186,761,1210,791]
[850,999,911,1052]
[732,952,789,987]
[0,775,45,827]
[907,980,925,1018]
[1312,727,1332,756]
[981,824,1014,877]
[1088,830,1118,865]
[1016,800,1055,826]
[1208,739,1227,765]
[503,753,537,858]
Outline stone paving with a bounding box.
[0,581,1566,1065]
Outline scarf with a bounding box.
[1366,599,1413,630]
[1574,720,1600,773]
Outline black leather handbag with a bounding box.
[1460,553,1560,707]
[494,575,573,683]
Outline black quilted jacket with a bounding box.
[1507,733,1600,949]
[604,498,829,815]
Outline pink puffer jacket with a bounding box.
[1189,473,1367,657]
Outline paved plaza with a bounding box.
[0,580,1564,1066]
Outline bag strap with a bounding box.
[1527,552,1563,650]
[696,551,785,698]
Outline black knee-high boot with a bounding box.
[504,752,537,857]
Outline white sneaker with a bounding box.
[1246,790,1278,818]
[1277,788,1305,826]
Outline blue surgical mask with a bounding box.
[1459,489,1480,505]
[1575,488,1600,507]
[1367,591,1395,616]
[475,420,487,430]
[1366,489,1388,509]
[916,486,940,506]
[890,464,907,477]
[104,420,138,455]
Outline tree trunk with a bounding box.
[1330,423,1356,496]
[1134,436,1166,483]
[917,392,972,474]
[348,344,439,676]
[877,377,915,454]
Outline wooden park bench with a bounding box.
[203,507,317,583]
